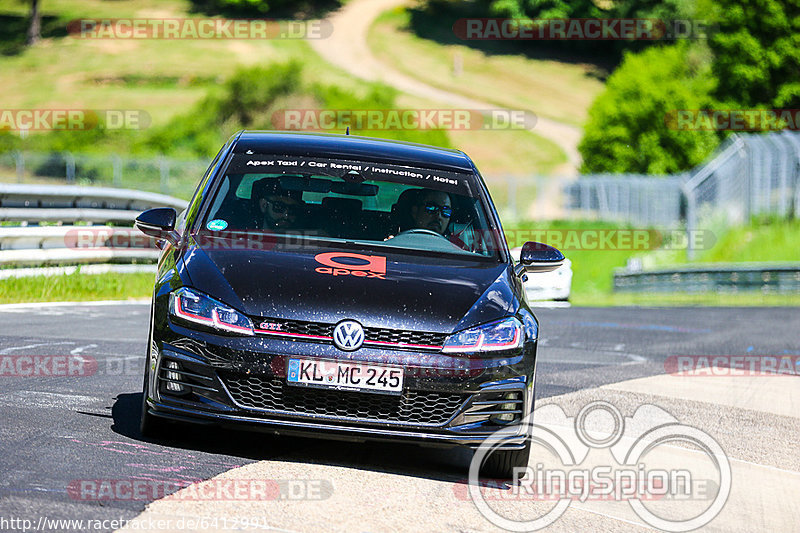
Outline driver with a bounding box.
[409,189,452,235]
[251,178,303,230]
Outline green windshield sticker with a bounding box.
[206,219,228,231]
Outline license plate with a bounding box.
[286,358,403,395]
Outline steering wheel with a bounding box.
[396,228,447,239]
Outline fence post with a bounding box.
[159,157,170,194]
[682,180,697,261]
[13,151,24,183]
[773,135,791,218]
[65,151,76,183]
[580,181,590,217]
[112,154,122,187]
[507,176,518,220]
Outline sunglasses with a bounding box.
[268,200,298,214]
[423,203,452,218]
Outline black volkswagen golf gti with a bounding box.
[136,131,563,477]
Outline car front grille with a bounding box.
[363,326,446,348]
[253,318,447,350]
[219,372,467,426]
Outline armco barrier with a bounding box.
[614,263,800,293]
[0,183,186,272]
[0,183,186,218]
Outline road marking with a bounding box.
[542,350,647,366]
[0,341,74,354]
[70,344,97,356]
[602,371,800,418]
[529,301,572,308]
[0,391,101,409]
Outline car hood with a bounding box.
[181,235,518,334]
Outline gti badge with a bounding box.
[333,320,365,351]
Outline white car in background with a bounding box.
[510,247,572,301]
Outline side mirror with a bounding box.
[135,207,179,247]
[515,241,564,275]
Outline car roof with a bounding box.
[232,131,476,173]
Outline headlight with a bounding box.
[169,287,254,335]
[442,317,523,354]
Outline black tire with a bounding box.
[479,439,532,479]
[139,367,175,438]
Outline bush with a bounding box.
[187,0,341,17]
[579,43,720,174]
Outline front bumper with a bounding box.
[147,318,536,450]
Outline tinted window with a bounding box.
[199,154,503,259]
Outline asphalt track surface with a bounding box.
[0,303,797,532]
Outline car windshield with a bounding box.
[198,153,503,259]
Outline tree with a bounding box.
[579,43,719,173]
[26,0,41,45]
[708,0,800,108]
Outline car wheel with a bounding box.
[139,366,175,438]
[479,439,532,479]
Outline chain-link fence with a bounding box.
[561,131,800,257]
[562,174,687,228]
[0,151,209,200]
[682,131,800,257]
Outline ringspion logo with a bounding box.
[467,401,731,531]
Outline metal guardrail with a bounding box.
[614,263,800,293]
[0,183,185,210]
[0,184,185,273]
[0,208,142,224]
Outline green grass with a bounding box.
[571,291,800,307]
[367,8,605,128]
[697,218,800,263]
[508,218,800,306]
[0,272,153,304]
[507,219,639,295]
[632,218,800,269]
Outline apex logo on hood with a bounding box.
[314,252,387,280]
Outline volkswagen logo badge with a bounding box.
[333,320,365,351]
